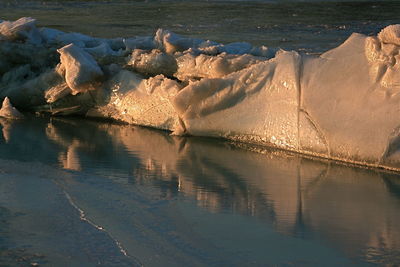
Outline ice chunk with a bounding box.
[57,43,104,95]
[250,45,276,58]
[219,42,252,54]
[123,36,156,51]
[175,53,263,81]
[364,36,382,63]
[45,83,72,104]
[56,32,96,48]
[196,42,275,58]
[127,49,177,77]
[381,54,400,90]
[39,27,65,44]
[90,71,181,130]
[173,50,302,150]
[0,17,42,44]
[302,33,400,168]
[85,42,119,58]
[364,33,400,89]
[40,27,104,49]
[0,68,64,108]
[106,38,126,51]
[378,24,400,46]
[155,29,204,53]
[0,97,23,119]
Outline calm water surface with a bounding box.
[0,116,399,266]
[1,0,400,266]
[1,0,400,53]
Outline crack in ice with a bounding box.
[63,190,143,266]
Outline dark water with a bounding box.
[1,0,400,53]
[0,115,399,266]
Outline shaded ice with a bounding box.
[0,17,42,44]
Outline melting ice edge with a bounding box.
[2,17,400,171]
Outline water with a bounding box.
[0,115,399,266]
[1,0,400,265]
[1,0,399,53]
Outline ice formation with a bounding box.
[2,17,400,170]
[0,97,23,119]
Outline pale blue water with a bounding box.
[1,1,400,266]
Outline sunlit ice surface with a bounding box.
[0,116,399,265]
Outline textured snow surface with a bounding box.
[2,17,400,170]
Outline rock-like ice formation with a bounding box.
[2,17,400,170]
[57,43,104,95]
[0,17,42,44]
[0,97,23,119]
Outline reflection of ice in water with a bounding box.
[0,117,399,264]
[107,123,400,264]
[0,118,13,143]
[46,122,81,171]
[57,140,81,171]
[0,98,24,143]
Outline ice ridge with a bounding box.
[2,17,400,170]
